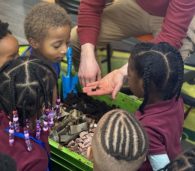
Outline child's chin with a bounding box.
[54,58,63,62]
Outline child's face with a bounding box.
[35,25,70,63]
[127,61,144,98]
[0,34,19,67]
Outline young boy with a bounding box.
[0,20,19,67]
[88,109,148,171]
[24,2,71,76]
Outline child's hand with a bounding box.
[83,69,125,99]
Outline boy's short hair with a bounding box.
[159,148,195,171]
[0,152,17,171]
[92,109,148,171]
[24,2,71,42]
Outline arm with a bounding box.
[77,0,107,86]
[152,0,195,49]
[78,0,106,45]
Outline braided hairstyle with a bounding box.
[129,42,184,113]
[158,148,195,171]
[0,20,11,39]
[0,58,57,126]
[92,109,148,171]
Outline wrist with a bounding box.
[81,43,95,52]
[118,63,128,76]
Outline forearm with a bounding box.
[80,43,96,60]
[78,0,106,45]
[152,0,195,49]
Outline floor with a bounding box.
[0,0,41,44]
[1,0,194,152]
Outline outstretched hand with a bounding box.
[83,69,125,99]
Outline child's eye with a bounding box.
[53,45,61,49]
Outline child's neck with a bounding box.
[147,93,162,105]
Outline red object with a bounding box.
[0,111,50,171]
[78,0,195,49]
[136,34,153,42]
[135,97,184,171]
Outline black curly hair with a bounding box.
[128,42,184,113]
[0,58,57,126]
[24,2,71,42]
[0,20,11,39]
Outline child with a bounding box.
[158,148,195,171]
[0,58,57,171]
[83,42,184,171]
[23,2,71,76]
[0,20,19,67]
[88,109,148,171]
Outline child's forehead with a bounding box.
[45,25,70,38]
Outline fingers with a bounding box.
[97,71,101,81]
[112,82,122,99]
[79,76,97,87]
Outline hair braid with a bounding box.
[139,63,152,113]
[129,42,183,113]
[0,58,57,126]
[175,52,184,100]
[99,109,148,161]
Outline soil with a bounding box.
[52,92,118,158]
[63,92,117,122]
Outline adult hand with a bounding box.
[83,64,128,99]
[78,43,101,86]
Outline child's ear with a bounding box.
[28,38,39,49]
[87,146,93,161]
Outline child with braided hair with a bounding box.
[83,42,184,171]
[23,2,71,76]
[87,109,148,171]
[0,20,19,67]
[0,58,57,171]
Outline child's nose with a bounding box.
[60,44,67,54]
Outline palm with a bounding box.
[83,69,124,99]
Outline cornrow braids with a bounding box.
[158,148,195,171]
[0,58,57,126]
[92,109,148,171]
[24,2,71,42]
[0,20,11,39]
[129,42,184,113]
